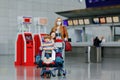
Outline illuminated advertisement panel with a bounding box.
[99,17,106,24]
[113,16,119,23]
[68,20,73,26]
[73,19,78,26]
[84,19,90,25]
[78,19,84,25]
[93,18,99,24]
[106,17,112,23]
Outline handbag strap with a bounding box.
[63,26,66,38]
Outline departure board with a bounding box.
[86,0,120,8]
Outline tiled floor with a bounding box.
[0,55,120,80]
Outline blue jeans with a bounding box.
[45,53,51,59]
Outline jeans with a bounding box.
[45,53,51,59]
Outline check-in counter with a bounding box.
[70,42,120,63]
[101,42,120,58]
[71,42,120,47]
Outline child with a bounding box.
[50,31,56,41]
[50,31,63,66]
[41,34,55,64]
[42,34,54,50]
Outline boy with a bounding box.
[41,35,55,64]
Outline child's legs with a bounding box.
[45,53,51,58]
[38,60,43,67]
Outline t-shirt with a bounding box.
[56,26,60,33]
[42,41,54,50]
[56,26,61,39]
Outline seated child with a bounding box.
[50,31,64,66]
[41,34,55,64]
[50,31,56,41]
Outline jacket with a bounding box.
[51,26,68,40]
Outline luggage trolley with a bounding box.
[37,37,66,78]
[34,17,66,78]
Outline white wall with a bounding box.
[67,25,112,43]
[0,0,86,54]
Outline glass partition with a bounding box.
[85,26,112,42]
[114,25,120,41]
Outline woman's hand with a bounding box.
[64,37,68,41]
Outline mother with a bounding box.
[50,17,68,41]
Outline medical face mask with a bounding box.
[57,21,62,26]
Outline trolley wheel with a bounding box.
[63,69,66,76]
[52,74,56,77]
[46,72,51,78]
[57,72,61,76]
[36,65,39,68]
[63,73,66,76]
[40,73,45,78]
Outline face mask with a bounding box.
[57,21,62,26]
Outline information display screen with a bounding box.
[113,16,119,23]
[25,35,32,40]
[63,20,68,26]
[39,18,47,25]
[78,19,84,25]
[24,18,30,23]
[99,17,106,24]
[84,19,90,25]
[68,20,73,26]
[93,18,99,24]
[86,0,120,8]
[73,19,78,26]
[106,17,112,23]
[23,17,32,24]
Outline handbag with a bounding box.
[65,41,72,51]
[62,26,72,51]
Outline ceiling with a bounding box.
[55,5,120,18]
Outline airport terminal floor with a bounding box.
[0,53,120,80]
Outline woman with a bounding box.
[50,17,68,41]
[50,18,69,67]
[93,36,102,47]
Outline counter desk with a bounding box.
[71,42,120,47]
[70,42,120,63]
